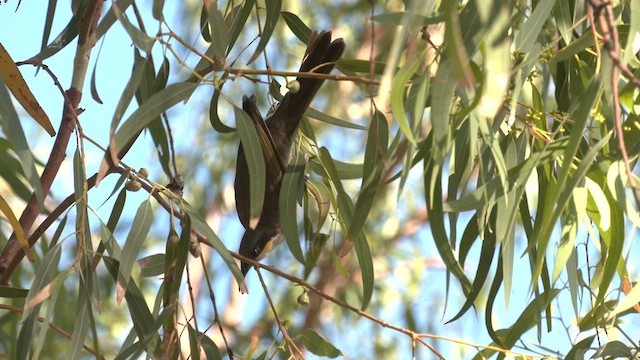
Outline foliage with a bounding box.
[1,0,640,359]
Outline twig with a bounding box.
[587,0,640,211]
[185,259,200,330]
[225,66,380,85]
[255,267,305,359]
[199,256,234,360]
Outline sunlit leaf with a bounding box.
[0,44,55,136]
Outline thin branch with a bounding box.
[587,0,640,210]
[199,256,234,360]
[225,66,380,85]
[255,267,304,359]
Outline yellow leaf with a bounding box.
[0,194,34,261]
[0,43,56,136]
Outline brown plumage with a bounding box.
[234,30,346,278]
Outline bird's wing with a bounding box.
[234,95,286,229]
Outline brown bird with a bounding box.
[234,30,346,280]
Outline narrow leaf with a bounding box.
[301,329,342,358]
[280,153,306,263]
[0,44,55,135]
[0,77,45,207]
[118,200,154,302]
[247,0,282,64]
[281,11,312,43]
[114,82,197,153]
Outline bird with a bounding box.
[234,30,346,283]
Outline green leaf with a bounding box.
[206,1,229,58]
[114,82,197,153]
[281,11,312,43]
[111,52,148,141]
[609,278,640,320]
[201,333,222,360]
[424,144,472,295]
[138,254,165,277]
[306,107,366,130]
[517,0,555,52]
[209,89,235,133]
[40,0,58,54]
[69,252,94,360]
[318,147,373,309]
[182,201,244,285]
[16,243,62,359]
[0,78,44,207]
[103,257,157,341]
[200,3,211,42]
[0,285,28,298]
[530,76,603,288]
[477,3,510,118]
[247,0,281,64]
[227,0,255,55]
[623,0,640,66]
[553,0,573,44]
[309,157,362,180]
[152,0,164,20]
[235,105,265,222]
[118,200,154,294]
[113,2,154,53]
[31,268,74,360]
[447,214,495,323]
[390,51,423,146]
[97,0,135,40]
[594,341,633,358]
[0,140,31,202]
[301,329,342,358]
[90,50,104,104]
[280,151,306,264]
[443,138,569,212]
[31,10,82,61]
[306,179,331,231]
[188,324,201,360]
[430,60,456,163]
[347,111,387,241]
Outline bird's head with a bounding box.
[238,226,283,277]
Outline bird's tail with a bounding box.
[275,30,346,136]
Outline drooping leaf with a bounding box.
[247,0,282,64]
[117,200,154,302]
[280,152,306,264]
[0,44,55,136]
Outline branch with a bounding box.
[0,0,105,285]
[588,0,640,210]
[255,267,305,358]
